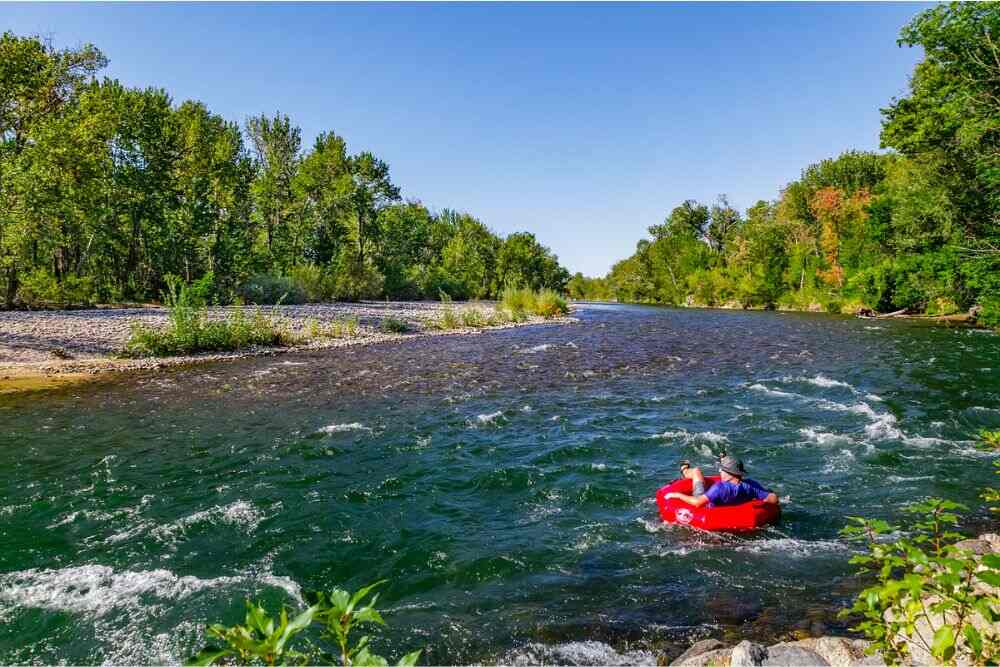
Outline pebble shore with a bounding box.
[0,301,575,383]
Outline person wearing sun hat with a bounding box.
[664,452,779,508]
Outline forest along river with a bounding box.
[1,304,999,664]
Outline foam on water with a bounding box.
[780,374,853,389]
[734,537,849,558]
[318,422,371,434]
[798,427,852,446]
[151,500,265,542]
[0,564,298,617]
[472,410,505,426]
[503,641,658,666]
[749,383,801,399]
[516,344,551,354]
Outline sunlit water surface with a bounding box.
[2,304,998,664]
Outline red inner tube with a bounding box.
[655,475,779,532]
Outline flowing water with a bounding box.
[2,304,998,664]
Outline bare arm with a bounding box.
[665,492,710,507]
[762,492,779,505]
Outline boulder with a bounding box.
[775,637,865,667]
[761,646,829,666]
[672,639,727,665]
[673,648,733,667]
[730,641,768,666]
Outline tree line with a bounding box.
[569,3,1000,327]
[0,32,569,308]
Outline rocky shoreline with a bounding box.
[0,301,576,390]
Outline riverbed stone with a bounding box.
[672,639,727,665]
[673,647,733,666]
[761,646,829,666]
[730,641,768,666]
[774,637,863,667]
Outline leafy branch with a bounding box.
[188,582,421,666]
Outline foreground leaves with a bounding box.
[188,582,421,666]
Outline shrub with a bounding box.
[125,276,296,356]
[237,275,308,305]
[501,287,536,316]
[840,498,1000,665]
[380,316,409,333]
[289,264,335,302]
[326,315,360,339]
[823,298,843,314]
[461,309,488,328]
[189,581,421,666]
[18,269,97,307]
[332,253,384,302]
[534,289,568,317]
[435,307,461,330]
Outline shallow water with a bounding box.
[2,304,998,664]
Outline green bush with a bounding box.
[380,316,409,334]
[534,289,568,317]
[500,287,536,316]
[332,252,384,302]
[237,274,308,305]
[18,269,97,307]
[840,498,1000,664]
[500,287,569,319]
[189,581,421,666]
[125,276,296,356]
[461,309,488,327]
[978,296,1000,329]
[289,264,336,302]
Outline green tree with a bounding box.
[346,152,400,265]
[246,112,302,272]
[0,32,106,305]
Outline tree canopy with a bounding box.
[0,31,569,307]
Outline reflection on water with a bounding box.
[1,304,998,663]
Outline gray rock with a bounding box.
[954,538,994,555]
[672,639,727,665]
[775,637,866,667]
[761,646,829,666]
[673,648,733,667]
[730,641,768,667]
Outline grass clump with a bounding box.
[309,315,361,339]
[500,287,569,319]
[125,276,295,357]
[380,316,410,334]
[461,309,488,328]
[534,289,569,317]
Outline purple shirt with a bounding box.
[704,478,771,507]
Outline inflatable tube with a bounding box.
[655,476,779,532]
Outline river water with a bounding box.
[2,304,998,664]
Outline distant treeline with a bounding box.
[0,33,568,307]
[569,3,1000,326]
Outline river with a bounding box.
[1,304,998,664]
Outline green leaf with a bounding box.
[353,646,390,667]
[930,625,955,662]
[348,580,387,615]
[397,649,422,666]
[185,647,232,666]
[963,625,983,656]
[976,571,1000,587]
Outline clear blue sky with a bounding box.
[6,2,927,276]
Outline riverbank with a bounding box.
[574,299,988,327]
[0,301,576,391]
